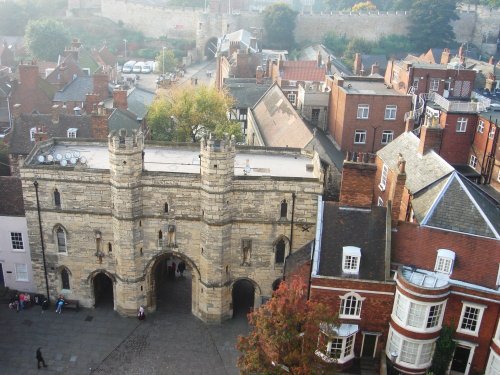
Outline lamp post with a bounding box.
[33,180,50,301]
[162,46,166,76]
[390,351,399,375]
[123,39,127,59]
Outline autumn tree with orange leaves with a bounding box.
[237,278,338,375]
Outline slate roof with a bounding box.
[377,131,454,194]
[224,78,271,108]
[250,83,313,148]
[281,61,326,82]
[0,177,24,216]
[285,241,313,279]
[127,87,155,120]
[415,172,500,239]
[53,76,93,102]
[77,48,100,74]
[304,126,344,169]
[46,56,84,86]
[317,203,388,280]
[7,113,92,156]
[361,54,388,71]
[108,108,140,133]
[298,44,352,77]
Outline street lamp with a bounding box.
[162,46,166,76]
[123,39,127,59]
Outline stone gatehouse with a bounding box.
[20,130,323,322]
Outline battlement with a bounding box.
[108,129,144,151]
[201,134,235,154]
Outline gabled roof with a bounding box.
[108,108,140,133]
[317,203,388,280]
[361,54,388,70]
[377,131,454,194]
[224,78,271,108]
[77,48,100,74]
[53,76,93,102]
[281,60,326,82]
[0,176,24,216]
[250,83,313,148]
[46,55,84,85]
[415,172,500,239]
[298,44,352,76]
[93,46,117,67]
[7,113,92,155]
[127,87,155,120]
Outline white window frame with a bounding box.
[30,127,36,141]
[488,126,495,140]
[287,93,297,105]
[67,128,78,138]
[10,232,24,251]
[354,130,367,144]
[357,104,369,119]
[477,120,484,133]
[379,164,389,191]
[342,246,361,274]
[457,302,486,336]
[320,331,356,364]
[381,130,394,144]
[456,117,468,133]
[486,350,500,375]
[288,80,297,87]
[384,105,397,120]
[392,291,445,333]
[377,196,384,206]
[469,155,477,169]
[15,263,28,282]
[496,264,500,290]
[339,292,364,319]
[434,249,455,275]
[386,327,435,369]
[429,78,440,92]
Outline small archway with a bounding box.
[93,272,114,308]
[204,37,218,59]
[232,279,255,318]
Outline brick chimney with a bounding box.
[85,93,100,114]
[339,152,377,208]
[353,53,362,75]
[440,48,451,64]
[91,104,109,139]
[18,63,39,88]
[256,66,264,84]
[418,119,443,155]
[371,63,379,75]
[34,126,48,143]
[388,154,407,225]
[93,73,109,101]
[51,104,61,124]
[113,88,128,110]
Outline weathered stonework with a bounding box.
[21,131,323,323]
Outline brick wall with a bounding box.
[438,112,477,165]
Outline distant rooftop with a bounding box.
[340,77,408,96]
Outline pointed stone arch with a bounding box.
[273,235,290,265]
[87,269,116,309]
[231,277,262,318]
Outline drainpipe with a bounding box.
[283,192,296,281]
[306,240,315,301]
[34,180,50,301]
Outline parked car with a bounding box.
[133,62,144,74]
[123,60,137,73]
[142,61,154,74]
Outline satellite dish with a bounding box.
[79,156,87,164]
[56,154,63,161]
[60,159,67,167]
[73,151,80,158]
[65,152,72,159]
[47,155,54,162]
[37,155,45,163]
[70,157,77,165]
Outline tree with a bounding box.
[148,85,242,142]
[0,2,28,36]
[352,1,377,11]
[263,4,298,51]
[25,18,71,61]
[155,49,178,74]
[407,0,459,51]
[322,32,349,57]
[430,324,456,375]
[237,278,338,375]
[342,38,373,67]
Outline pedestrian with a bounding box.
[137,305,145,320]
[19,293,26,311]
[36,347,48,369]
[14,293,20,312]
[55,295,65,314]
[178,261,186,277]
[41,298,49,314]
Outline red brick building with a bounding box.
[325,75,411,153]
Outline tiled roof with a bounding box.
[94,46,117,67]
[250,83,313,148]
[317,203,388,280]
[377,131,454,194]
[8,113,93,155]
[77,48,100,74]
[224,78,271,108]
[127,87,155,120]
[108,108,140,133]
[10,75,56,114]
[46,56,84,86]
[53,76,93,102]
[281,61,326,81]
[0,176,24,216]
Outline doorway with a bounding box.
[93,273,114,308]
[232,279,254,318]
[361,333,378,358]
[451,345,471,374]
[0,263,4,287]
[153,254,191,313]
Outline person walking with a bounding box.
[178,261,186,277]
[36,347,48,369]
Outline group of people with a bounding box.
[9,292,31,311]
[167,260,186,280]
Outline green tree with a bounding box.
[263,3,298,51]
[372,34,414,57]
[407,0,459,51]
[430,325,456,375]
[322,32,349,57]
[0,2,28,36]
[25,18,71,61]
[237,278,337,375]
[148,85,241,142]
[342,38,373,67]
[155,49,178,74]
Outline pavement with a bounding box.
[0,272,249,375]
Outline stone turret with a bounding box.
[198,134,235,322]
[108,129,145,315]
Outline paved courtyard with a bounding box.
[0,273,249,375]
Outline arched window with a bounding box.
[56,227,67,253]
[339,292,364,318]
[61,268,70,290]
[158,230,163,239]
[280,199,288,219]
[54,189,61,207]
[275,238,286,264]
[108,243,112,252]
[164,203,169,213]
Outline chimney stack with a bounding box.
[85,93,100,114]
[51,104,60,124]
[371,63,379,75]
[440,48,451,64]
[418,118,443,155]
[256,66,264,84]
[113,88,128,110]
[91,103,109,139]
[18,62,39,88]
[339,152,377,208]
[93,72,109,101]
[353,53,362,75]
[388,153,407,225]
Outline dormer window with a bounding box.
[67,128,78,138]
[342,246,361,274]
[434,249,455,275]
[30,127,36,141]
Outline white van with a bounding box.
[142,61,154,74]
[133,62,144,73]
[122,60,136,73]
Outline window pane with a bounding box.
[328,338,343,358]
[61,269,70,289]
[419,342,434,365]
[461,306,479,332]
[408,303,426,328]
[15,264,28,281]
[427,304,442,328]
[275,239,286,263]
[344,335,354,357]
[57,228,66,253]
[11,232,24,250]
[400,340,418,364]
